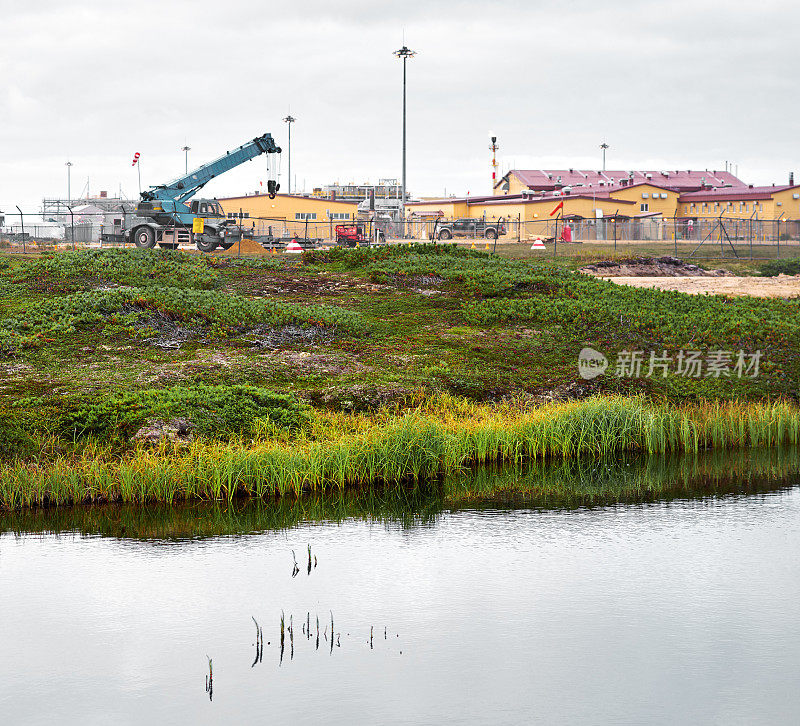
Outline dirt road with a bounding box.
[602,275,800,298]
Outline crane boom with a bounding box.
[141,133,280,206]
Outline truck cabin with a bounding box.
[190,200,224,218]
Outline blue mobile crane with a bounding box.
[128,133,281,253]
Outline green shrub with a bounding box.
[758,258,800,277]
[55,384,308,441]
[24,249,221,289]
[0,406,38,459]
[0,285,365,352]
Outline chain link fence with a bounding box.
[2,209,799,260]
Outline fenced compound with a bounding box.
[2,209,799,260]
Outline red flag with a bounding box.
[549,200,564,217]
[131,152,140,167]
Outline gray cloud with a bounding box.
[1,0,797,211]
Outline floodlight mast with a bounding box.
[393,45,416,208]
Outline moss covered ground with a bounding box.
[1,245,798,507]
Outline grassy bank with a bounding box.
[3,441,799,536]
[3,396,800,509]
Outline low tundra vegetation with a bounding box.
[2,245,800,511]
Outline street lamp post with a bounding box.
[182,145,191,174]
[65,161,73,203]
[283,114,296,194]
[393,45,416,211]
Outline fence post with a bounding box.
[613,212,617,253]
[673,212,678,257]
[15,206,25,254]
[777,218,780,260]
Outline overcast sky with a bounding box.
[1,0,797,212]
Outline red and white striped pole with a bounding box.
[489,135,499,194]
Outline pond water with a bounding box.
[2,451,800,724]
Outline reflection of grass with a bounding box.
[3,446,798,540]
[2,395,800,509]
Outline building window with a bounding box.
[640,203,649,212]
[328,212,351,220]
[295,212,317,220]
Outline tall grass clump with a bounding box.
[2,396,800,509]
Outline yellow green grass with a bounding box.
[2,395,800,509]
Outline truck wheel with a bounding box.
[438,229,452,240]
[484,229,498,240]
[134,226,156,249]
[195,236,219,253]
[158,243,179,250]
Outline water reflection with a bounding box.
[2,447,798,541]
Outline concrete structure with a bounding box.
[315,179,403,202]
[42,193,136,242]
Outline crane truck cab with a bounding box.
[130,198,243,252]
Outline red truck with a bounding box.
[335,223,386,247]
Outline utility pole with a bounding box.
[182,145,191,174]
[65,161,73,203]
[600,142,609,171]
[394,44,416,208]
[283,114,296,194]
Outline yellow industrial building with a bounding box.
[678,185,800,220]
[408,169,800,227]
[217,192,358,237]
[406,182,682,224]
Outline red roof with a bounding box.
[498,169,744,192]
[678,185,799,202]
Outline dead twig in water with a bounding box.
[251,616,263,667]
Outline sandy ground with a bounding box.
[603,275,800,298]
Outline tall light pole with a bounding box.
[65,161,73,203]
[393,45,416,207]
[283,114,295,194]
[600,141,609,171]
[182,145,191,174]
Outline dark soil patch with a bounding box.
[580,256,731,278]
[26,274,109,294]
[226,274,386,297]
[240,325,333,349]
[306,384,416,412]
